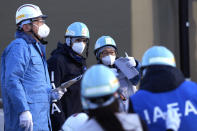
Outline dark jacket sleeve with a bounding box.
[47,56,64,87]
[47,56,66,131]
[128,98,135,113]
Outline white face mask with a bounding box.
[33,24,50,38]
[102,55,116,66]
[72,42,86,54]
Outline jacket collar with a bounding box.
[51,42,86,65]
[15,30,37,44]
[140,65,185,92]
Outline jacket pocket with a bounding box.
[31,56,42,65]
[30,56,45,74]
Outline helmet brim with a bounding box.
[41,15,47,19]
[17,14,48,26]
[65,35,89,39]
[32,15,47,20]
[94,45,117,55]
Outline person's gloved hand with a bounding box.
[19,111,33,131]
[166,108,181,131]
[51,88,67,100]
[126,57,136,68]
[133,85,137,93]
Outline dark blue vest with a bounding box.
[131,81,197,131]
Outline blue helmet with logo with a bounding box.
[65,22,90,39]
[81,64,120,109]
[142,46,176,67]
[65,22,90,57]
[94,36,117,59]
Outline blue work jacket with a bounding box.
[1,31,52,131]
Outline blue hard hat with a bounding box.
[142,46,176,67]
[65,22,90,39]
[81,64,120,109]
[94,36,116,51]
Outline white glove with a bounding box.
[126,57,136,67]
[51,88,67,100]
[19,111,33,131]
[166,108,181,131]
[133,85,137,93]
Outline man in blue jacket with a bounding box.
[129,45,197,131]
[1,4,65,131]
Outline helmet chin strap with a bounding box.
[30,24,48,45]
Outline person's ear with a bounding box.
[99,54,102,60]
[22,24,31,32]
[70,42,74,47]
[99,53,103,60]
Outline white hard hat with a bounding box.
[61,113,89,131]
[16,4,47,25]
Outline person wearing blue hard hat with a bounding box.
[94,35,141,112]
[129,45,197,131]
[47,22,90,131]
[79,64,147,131]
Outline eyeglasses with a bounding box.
[101,50,116,56]
[72,38,88,43]
[33,19,45,24]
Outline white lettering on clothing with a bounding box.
[144,109,151,124]
[51,103,61,114]
[185,100,197,116]
[167,102,182,117]
[153,106,165,123]
[142,100,197,124]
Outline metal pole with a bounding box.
[179,0,190,78]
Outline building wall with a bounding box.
[131,0,197,81]
[0,0,197,98]
[189,0,197,81]
[131,0,154,61]
[0,0,131,97]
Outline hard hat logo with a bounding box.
[94,36,117,52]
[105,37,113,45]
[65,22,90,38]
[66,30,75,36]
[66,29,69,34]
[81,28,88,36]
[110,78,119,86]
[16,14,25,21]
